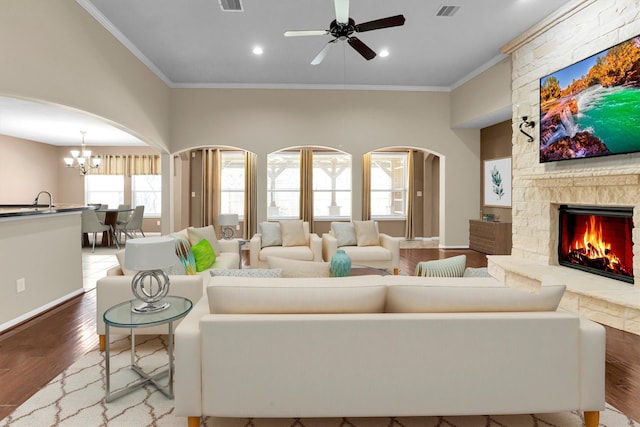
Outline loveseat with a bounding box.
[174,275,605,427]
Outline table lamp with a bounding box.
[124,236,176,313]
[218,214,239,239]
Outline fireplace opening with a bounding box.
[558,205,634,284]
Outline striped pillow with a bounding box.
[415,255,466,277]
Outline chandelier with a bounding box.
[64,131,101,175]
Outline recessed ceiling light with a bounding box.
[253,46,263,55]
[379,50,390,58]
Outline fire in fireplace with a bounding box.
[558,205,634,284]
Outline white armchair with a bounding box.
[322,221,401,272]
[249,220,322,268]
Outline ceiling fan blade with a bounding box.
[348,37,376,61]
[334,0,349,24]
[284,30,330,37]
[355,15,405,32]
[311,40,338,65]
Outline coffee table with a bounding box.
[103,296,192,402]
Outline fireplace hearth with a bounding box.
[558,205,634,284]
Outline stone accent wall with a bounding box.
[508,0,640,285]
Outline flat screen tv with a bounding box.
[539,34,640,163]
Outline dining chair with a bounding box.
[116,205,145,242]
[81,209,119,252]
[116,204,131,224]
[96,204,108,223]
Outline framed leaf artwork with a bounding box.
[483,157,512,207]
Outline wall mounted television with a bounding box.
[539,34,640,163]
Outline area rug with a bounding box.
[1,336,638,427]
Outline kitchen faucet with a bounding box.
[34,191,53,209]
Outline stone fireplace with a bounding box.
[490,0,640,335]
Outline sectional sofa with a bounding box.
[174,275,605,427]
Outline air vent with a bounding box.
[435,5,460,17]
[219,0,243,12]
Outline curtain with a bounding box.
[299,148,314,232]
[405,150,415,239]
[361,152,371,220]
[202,148,221,228]
[243,151,257,239]
[95,155,161,175]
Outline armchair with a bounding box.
[322,221,401,272]
[249,220,322,268]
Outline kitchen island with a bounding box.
[0,205,88,332]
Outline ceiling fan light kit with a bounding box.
[285,0,405,65]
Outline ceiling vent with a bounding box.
[219,0,243,12]
[435,5,460,17]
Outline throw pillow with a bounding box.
[280,220,307,247]
[331,222,357,247]
[385,284,566,313]
[174,237,197,275]
[415,255,467,277]
[353,220,380,247]
[191,239,216,272]
[267,256,331,278]
[210,268,283,278]
[188,225,222,256]
[259,222,282,248]
[207,276,387,314]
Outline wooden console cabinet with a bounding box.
[469,220,512,255]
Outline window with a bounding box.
[132,175,162,216]
[84,175,124,208]
[220,151,245,219]
[370,152,408,218]
[267,152,300,219]
[313,152,351,218]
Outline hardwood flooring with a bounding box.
[0,248,639,422]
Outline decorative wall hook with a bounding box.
[519,116,535,142]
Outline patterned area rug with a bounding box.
[0,335,638,427]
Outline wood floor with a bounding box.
[0,248,639,422]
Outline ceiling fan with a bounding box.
[284,0,405,65]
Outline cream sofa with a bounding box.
[174,275,605,427]
[95,236,239,350]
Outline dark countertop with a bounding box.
[0,204,91,218]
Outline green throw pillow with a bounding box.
[191,239,216,272]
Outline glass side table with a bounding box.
[103,295,192,403]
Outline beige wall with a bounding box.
[0,0,171,151]
[0,0,519,248]
[450,57,512,129]
[171,89,480,247]
[0,135,59,204]
[0,213,83,330]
